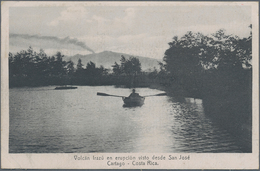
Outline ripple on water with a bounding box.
[9,86,249,153]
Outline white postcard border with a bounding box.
[1,1,259,169]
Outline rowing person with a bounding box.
[129,89,141,98]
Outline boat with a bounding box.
[54,86,77,90]
[122,96,145,107]
[97,91,166,107]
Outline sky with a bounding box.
[9,3,252,59]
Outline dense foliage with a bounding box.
[9,47,149,87]
[162,29,252,97]
[162,29,252,147]
[112,55,142,76]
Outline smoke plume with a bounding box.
[9,33,95,54]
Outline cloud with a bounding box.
[122,8,136,24]
[48,7,91,26]
[79,33,169,59]
[92,15,109,23]
[47,7,137,37]
[171,21,251,39]
[9,6,251,59]
[114,8,136,27]
[10,33,95,54]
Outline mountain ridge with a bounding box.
[64,51,162,71]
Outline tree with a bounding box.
[162,29,252,97]
[75,58,85,77]
[112,62,122,75]
[76,58,84,71]
[163,32,204,90]
[51,52,67,77]
[86,61,97,76]
[98,65,108,76]
[119,55,142,76]
[66,60,75,76]
[127,57,142,75]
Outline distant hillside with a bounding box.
[64,51,161,71]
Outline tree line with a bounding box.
[9,27,252,94]
[161,28,252,97]
[9,28,252,96]
[9,47,148,87]
[161,28,252,149]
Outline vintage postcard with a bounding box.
[1,1,259,169]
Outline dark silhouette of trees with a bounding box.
[162,29,252,97]
[112,62,122,75]
[9,45,161,88]
[161,28,252,150]
[8,46,105,86]
[111,55,142,87]
[52,52,67,77]
[75,59,84,77]
[112,55,142,76]
[9,47,70,87]
[121,55,142,76]
[66,60,75,76]
[163,32,206,96]
[76,59,84,70]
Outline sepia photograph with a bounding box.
[1,1,259,169]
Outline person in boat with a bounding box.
[129,89,141,98]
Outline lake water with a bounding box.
[9,86,246,153]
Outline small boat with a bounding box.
[122,96,145,107]
[97,90,166,107]
[54,86,77,90]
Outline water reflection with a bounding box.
[168,97,243,152]
[9,86,246,153]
